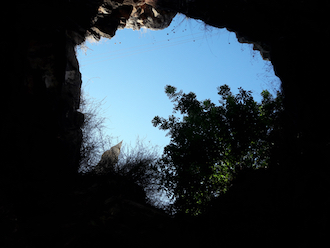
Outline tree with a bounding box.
[152,84,283,215]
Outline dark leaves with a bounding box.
[153,84,283,215]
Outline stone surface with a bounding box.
[88,0,176,40]
[94,140,123,174]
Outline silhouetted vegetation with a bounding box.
[77,84,284,217]
[153,85,284,215]
[78,90,113,173]
[78,90,167,208]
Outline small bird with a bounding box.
[94,141,123,174]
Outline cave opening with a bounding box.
[76,14,281,154]
[2,1,329,246]
[76,13,282,209]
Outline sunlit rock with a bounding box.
[125,3,176,30]
[94,141,123,174]
[88,0,176,40]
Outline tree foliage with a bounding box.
[152,84,283,215]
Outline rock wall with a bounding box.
[2,2,90,228]
[86,0,176,40]
[1,0,176,239]
[2,0,174,192]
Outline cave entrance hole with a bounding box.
[76,15,281,151]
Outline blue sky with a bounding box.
[77,14,280,154]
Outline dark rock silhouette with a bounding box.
[1,0,329,247]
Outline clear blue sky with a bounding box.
[77,14,280,154]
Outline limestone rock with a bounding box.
[125,3,176,30]
[88,0,177,40]
[94,141,123,174]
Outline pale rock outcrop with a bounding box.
[88,0,176,40]
[94,141,123,174]
[125,3,176,30]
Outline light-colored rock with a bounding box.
[94,141,123,174]
[89,1,177,40]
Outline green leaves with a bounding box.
[165,85,177,96]
[153,84,283,216]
